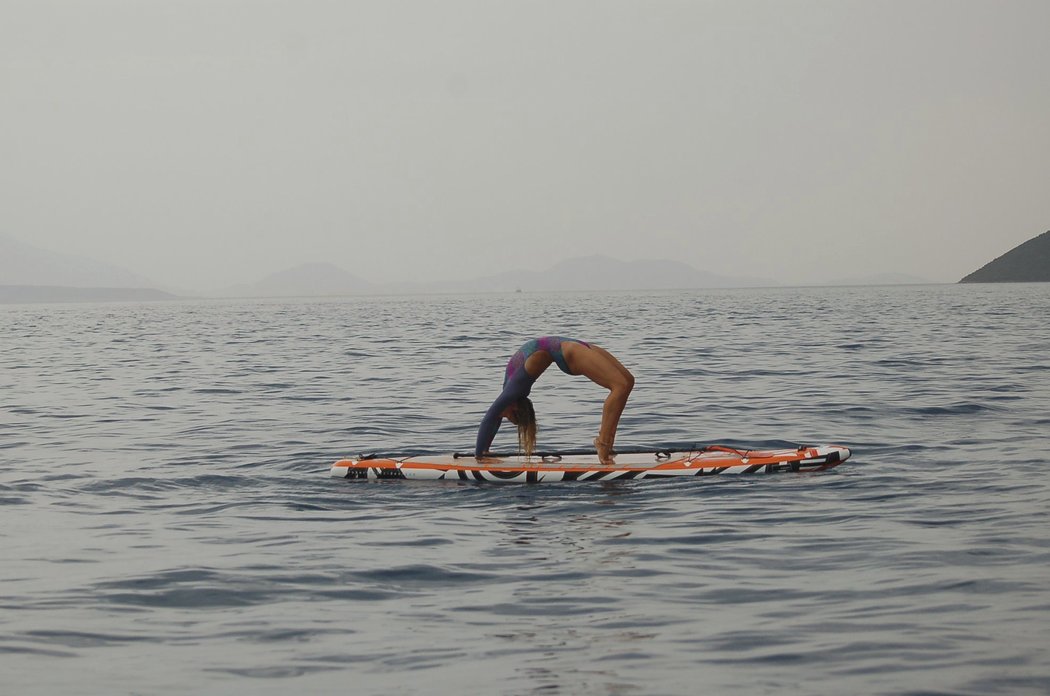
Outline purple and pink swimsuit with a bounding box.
[475,336,590,455]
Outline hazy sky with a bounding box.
[2,0,1048,290]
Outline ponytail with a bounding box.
[515,397,537,456]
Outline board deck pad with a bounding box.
[330,445,851,482]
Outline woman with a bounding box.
[475,336,634,464]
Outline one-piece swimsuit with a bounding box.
[475,336,591,455]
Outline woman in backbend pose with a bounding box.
[475,336,635,465]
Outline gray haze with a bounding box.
[2,0,1048,292]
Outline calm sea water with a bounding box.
[2,284,1049,695]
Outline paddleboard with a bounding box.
[330,444,850,482]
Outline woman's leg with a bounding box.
[564,344,635,463]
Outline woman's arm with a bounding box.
[474,372,532,456]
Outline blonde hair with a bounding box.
[516,397,536,456]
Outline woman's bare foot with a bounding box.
[594,437,615,465]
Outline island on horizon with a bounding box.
[960,230,1050,283]
[0,285,178,304]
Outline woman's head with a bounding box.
[513,397,536,456]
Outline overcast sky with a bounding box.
[2,0,1047,290]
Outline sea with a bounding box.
[2,283,1048,695]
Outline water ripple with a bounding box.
[2,285,1049,695]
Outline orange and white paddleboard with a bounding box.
[330,445,851,483]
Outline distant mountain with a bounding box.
[219,256,956,296]
[0,285,177,304]
[218,255,772,298]
[960,231,1050,283]
[218,262,376,297]
[390,255,774,294]
[822,272,935,286]
[0,233,157,288]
